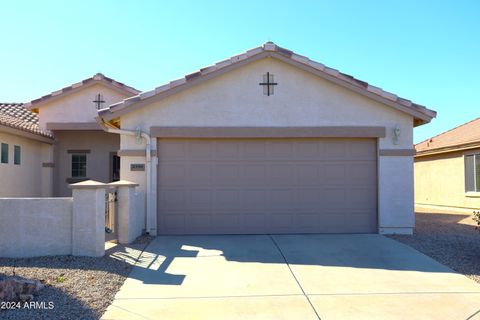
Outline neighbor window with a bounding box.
[1,143,8,164]
[14,145,21,165]
[71,154,87,178]
[465,154,480,192]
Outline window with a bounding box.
[14,145,21,165]
[71,154,87,178]
[465,154,480,192]
[1,143,8,164]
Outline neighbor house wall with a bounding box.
[414,149,480,210]
[0,131,53,197]
[53,130,119,196]
[116,58,416,234]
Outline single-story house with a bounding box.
[415,118,480,211]
[0,74,140,197]
[0,103,54,197]
[96,42,436,235]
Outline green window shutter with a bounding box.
[14,145,21,165]
[1,143,8,164]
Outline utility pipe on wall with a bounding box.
[97,118,153,234]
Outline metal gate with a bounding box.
[105,190,117,242]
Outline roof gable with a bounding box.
[98,42,436,126]
[25,73,140,110]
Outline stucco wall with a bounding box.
[0,131,53,197]
[414,149,480,210]
[38,83,131,130]
[0,198,72,257]
[116,57,416,233]
[53,130,120,196]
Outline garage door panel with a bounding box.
[189,141,214,160]
[348,140,377,158]
[158,138,377,234]
[159,141,187,160]
[214,141,240,159]
[214,189,240,208]
[348,187,377,208]
[242,164,267,184]
[323,163,347,183]
[242,141,267,158]
[160,164,187,185]
[189,164,213,184]
[321,141,348,159]
[241,189,267,208]
[296,165,321,184]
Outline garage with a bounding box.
[99,42,436,235]
[157,138,377,234]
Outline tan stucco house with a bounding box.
[0,74,139,197]
[97,42,436,235]
[1,42,436,235]
[415,118,480,211]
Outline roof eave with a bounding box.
[415,141,480,158]
[0,123,54,144]
[25,76,140,111]
[98,43,437,123]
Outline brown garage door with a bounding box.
[157,138,377,234]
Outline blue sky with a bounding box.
[1,1,478,143]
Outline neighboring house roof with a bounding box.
[98,42,436,126]
[0,103,54,140]
[415,117,480,157]
[24,73,140,110]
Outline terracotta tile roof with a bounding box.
[24,73,140,110]
[99,42,436,125]
[0,103,54,139]
[415,117,480,156]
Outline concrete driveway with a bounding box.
[102,234,480,320]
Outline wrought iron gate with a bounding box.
[105,191,117,238]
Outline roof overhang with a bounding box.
[45,122,102,131]
[25,74,140,111]
[98,43,436,126]
[0,124,54,144]
[415,141,480,158]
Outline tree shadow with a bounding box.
[124,233,459,286]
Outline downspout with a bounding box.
[96,117,153,234]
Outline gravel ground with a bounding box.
[388,208,480,283]
[0,235,153,320]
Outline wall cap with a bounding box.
[69,180,108,189]
[109,180,139,187]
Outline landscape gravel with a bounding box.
[388,208,480,283]
[0,235,153,320]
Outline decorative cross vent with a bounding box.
[259,72,278,96]
[93,93,105,109]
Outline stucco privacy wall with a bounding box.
[415,149,480,210]
[38,83,131,129]
[53,130,119,196]
[0,131,53,197]
[0,198,72,257]
[118,58,415,233]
